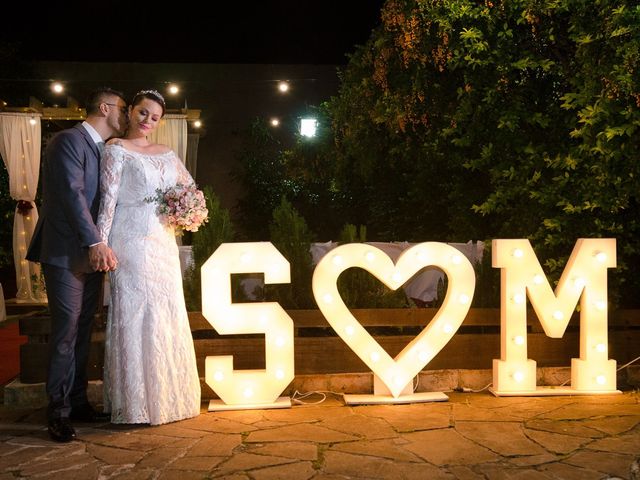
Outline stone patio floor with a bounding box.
[0,391,638,479]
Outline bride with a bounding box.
[97,89,201,425]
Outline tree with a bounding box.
[327,0,640,305]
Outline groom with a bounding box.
[27,88,127,442]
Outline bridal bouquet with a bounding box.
[146,183,209,234]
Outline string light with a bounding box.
[278,81,289,92]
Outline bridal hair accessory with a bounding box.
[136,89,165,104]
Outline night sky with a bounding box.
[2,1,386,64]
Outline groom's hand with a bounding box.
[89,243,118,272]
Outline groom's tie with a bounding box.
[97,141,105,156]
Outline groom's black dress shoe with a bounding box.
[70,403,111,422]
[48,417,76,443]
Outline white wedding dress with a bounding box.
[97,143,201,425]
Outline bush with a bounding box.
[183,186,234,311]
[336,224,412,309]
[264,197,315,309]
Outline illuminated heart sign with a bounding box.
[312,242,476,398]
[492,238,618,395]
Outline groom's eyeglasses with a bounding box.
[104,103,127,114]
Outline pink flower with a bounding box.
[145,183,209,235]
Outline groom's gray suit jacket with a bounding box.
[27,123,102,273]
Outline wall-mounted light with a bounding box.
[300,118,317,138]
[270,118,280,127]
[193,120,202,128]
[51,82,64,94]
[168,84,180,95]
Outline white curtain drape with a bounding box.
[148,114,188,164]
[185,133,200,180]
[0,113,46,302]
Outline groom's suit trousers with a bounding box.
[42,263,102,418]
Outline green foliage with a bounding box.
[265,197,316,309]
[326,0,640,306]
[233,118,288,240]
[183,186,235,311]
[336,224,412,308]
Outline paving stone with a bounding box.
[329,438,421,462]
[538,461,609,479]
[168,455,224,471]
[87,431,178,451]
[138,424,210,438]
[523,428,590,454]
[0,443,24,456]
[212,475,250,480]
[210,410,266,424]
[563,451,636,479]
[158,469,209,480]
[446,465,487,480]
[111,468,157,479]
[86,443,146,464]
[252,420,288,428]
[185,433,242,457]
[508,454,561,467]
[581,416,640,435]
[490,400,571,420]
[5,434,67,447]
[455,421,547,456]
[245,424,358,444]
[524,419,604,439]
[0,445,55,471]
[18,452,98,476]
[98,464,138,478]
[214,452,295,476]
[539,402,640,420]
[178,414,259,433]
[309,475,352,480]
[401,428,500,466]
[33,460,101,480]
[355,403,452,432]
[322,450,454,479]
[250,461,316,480]
[452,404,527,422]
[249,441,318,460]
[586,431,640,455]
[263,405,352,424]
[135,445,188,469]
[475,464,556,479]
[318,414,397,439]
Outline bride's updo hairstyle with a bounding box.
[131,89,166,116]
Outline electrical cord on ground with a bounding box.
[558,354,640,387]
[453,383,492,393]
[291,390,343,405]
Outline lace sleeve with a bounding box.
[97,145,125,243]
[173,151,195,187]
